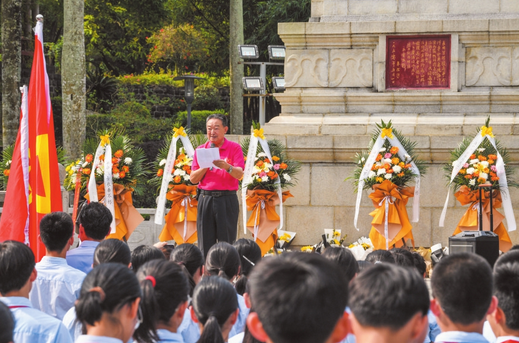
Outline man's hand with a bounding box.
[212,159,230,171]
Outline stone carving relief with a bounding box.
[329,49,373,87]
[285,50,329,87]
[285,49,373,88]
[466,47,518,86]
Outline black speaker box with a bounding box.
[448,231,499,267]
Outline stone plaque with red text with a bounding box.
[386,35,451,89]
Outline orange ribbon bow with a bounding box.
[158,184,198,244]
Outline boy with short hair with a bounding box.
[29,212,86,320]
[487,250,519,343]
[247,252,350,343]
[66,202,112,273]
[348,263,430,343]
[431,252,497,343]
[0,241,72,343]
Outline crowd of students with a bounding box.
[1,202,519,343]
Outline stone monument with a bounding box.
[263,0,519,248]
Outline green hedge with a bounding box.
[173,110,227,134]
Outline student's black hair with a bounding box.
[39,211,74,252]
[78,202,112,240]
[492,250,519,331]
[365,249,395,264]
[249,252,348,343]
[0,301,14,343]
[349,263,429,331]
[233,239,261,295]
[322,246,359,283]
[93,239,132,267]
[412,252,427,277]
[75,263,141,333]
[170,243,204,296]
[0,241,35,294]
[390,248,415,268]
[509,245,519,252]
[431,252,493,325]
[206,113,228,127]
[192,275,238,343]
[357,260,374,273]
[131,245,165,273]
[134,260,190,343]
[205,242,241,281]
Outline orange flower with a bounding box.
[268,171,278,179]
[390,146,399,154]
[182,165,190,172]
[119,171,126,178]
[477,178,486,184]
[391,157,400,165]
[483,168,489,173]
[376,154,382,162]
[82,168,91,175]
[157,169,164,177]
[256,160,264,167]
[384,164,391,170]
[99,154,105,161]
[114,150,124,158]
[478,155,487,161]
[112,157,119,164]
[122,166,130,173]
[177,153,186,161]
[280,163,288,170]
[3,169,10,176]
[470,154,476,159]
[376,177,383,183]
[399,162,405,168]
[264,158,270,163]
[397,172,404,177]
[85,154,93,163]
[244,157,247,161]
[473,171,480,178]
[487,159,495,165]
[491,176,500,181]
[272,156,280,162]
[113,167,120,174]
[465,175,472,179]
[488,154,497,160]
[387,169,394,174]
[459,169,466,175]
[173,175,182,183]
[490,172,497,177]
[371,165,378,171]
[405,164,412,169]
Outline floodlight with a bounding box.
[238,45,259,59]
[272,77,285,91]
[242,77,264,91]
[268,45,286,60]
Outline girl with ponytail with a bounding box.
[133,259,190,343]
[170,243,204,297]
[191,276,239,343]
[232,239,261,296]
[75,263,142,343]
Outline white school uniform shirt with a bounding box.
[63,307,82,342]
[435,331,490,343]
[156,329,185,343]
[228,332,244,343]
[483,320,497,343]
[496,336,519,342]
[75,335,123,343]
[29,256,86,320]
[0,296,73,343]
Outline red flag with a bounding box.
[0,86,30,244]
[27,17,63,260]
[0,17,62,261]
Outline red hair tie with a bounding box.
[145,275,156,288]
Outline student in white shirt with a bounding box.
[29,212,86,320]
[0,241,72,343]
[190,276,239,343]
[487,251,519,343]
[75,263,141,343]
[431,253,497,343]
[133,260,189,343]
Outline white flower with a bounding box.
[258,152,267,158]
[470,159,479,165]
[478,148,485,152]
[393,166,402,173]
[124,157,132,165]
[480,161,489,167]
[6,160,11,165]
[113,173,120,179]
[361,157,365,162]
[159,159,167,166]
[368,171,376,178]
[283,174,291,182]
[469,179,476,186]
[383,158,392,165]
[404,154,410,159]
[179,170,186,176]
[253,166,262,173]
[183,175,190,181]
[82,162,89,168]
[377,168,386,175]
[261,176,269,182]
[385,173,393,179]
[452,161,457,167]
[173,169,182,176]
[379,148,386,152]
[466,168,475,175]
[480,172,488,180]
[264,163,273,169]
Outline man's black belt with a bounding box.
[199,189,236,197]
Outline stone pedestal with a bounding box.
[259,0,519,248]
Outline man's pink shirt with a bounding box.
[192,138,245,191]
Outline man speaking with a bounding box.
[190,114,244,257]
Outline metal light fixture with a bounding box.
[238,45,260,59]
[242,77,264,91]
[174,75,203,130]
[268,45,286,60]
[272,77,285,91]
